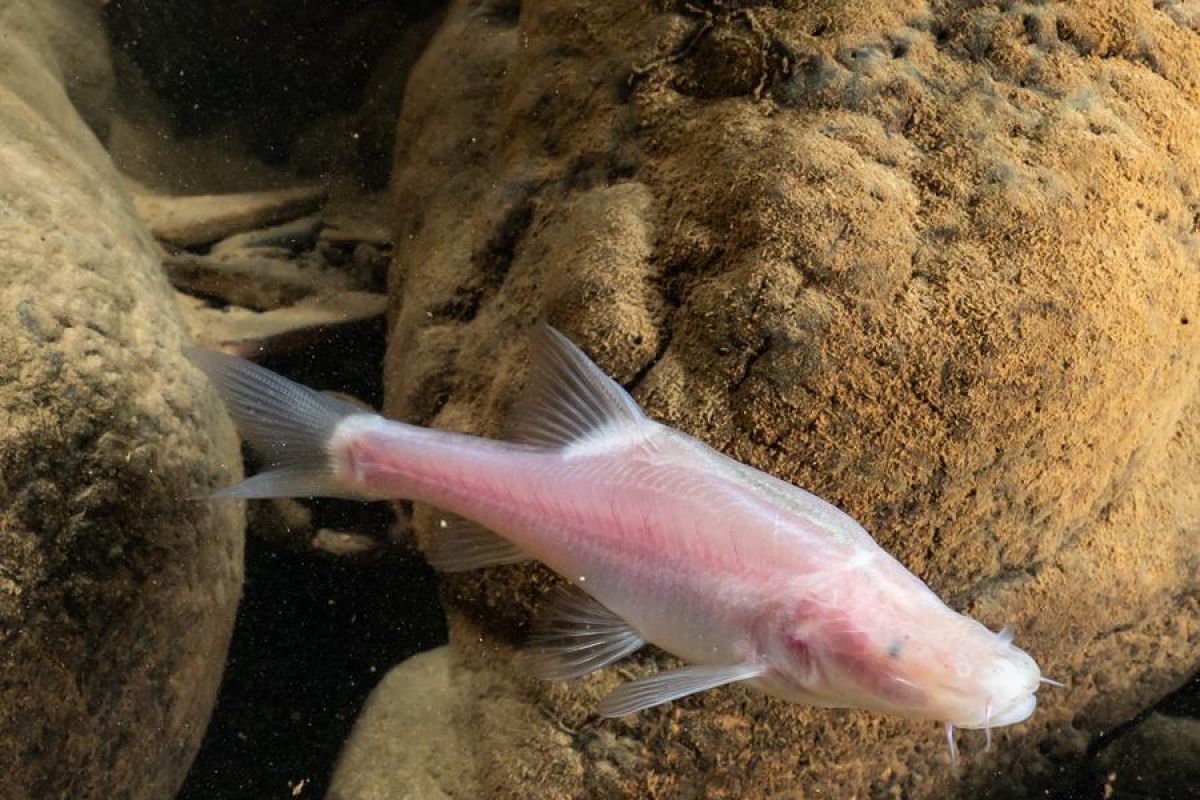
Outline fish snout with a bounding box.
[953,647,1042,729]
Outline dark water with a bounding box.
[107,0,442,175]
[177,324,448,800]
[178,509,445,800]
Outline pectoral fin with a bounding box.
[598,663,766,718]
[526,587,644,680]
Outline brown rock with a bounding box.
[163,251,352,311]
[0,3,243,799]
[379,1,1200,798]
[311,529,379,557]
[131,185,326,248]
[208,214,324,258]
[178,289,387,357]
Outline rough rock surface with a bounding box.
[0,2,244,799]
[381,0,1199,797]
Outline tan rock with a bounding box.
[132,185,326,248]
[0,3,244,799]
[327,647,483,800]
[376,0,1199,797]
[162,251,352,311]
[178,289,387,357]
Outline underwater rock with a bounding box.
[375,0,1200,797]
[131,185,327,248]
[162,249,352,311]
[328,647,491,800]
[0,3,243,799]
[177,289,387,357]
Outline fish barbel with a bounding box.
[189,323,1050,758]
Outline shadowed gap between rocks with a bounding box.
[177,325,448,800]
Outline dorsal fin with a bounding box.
[507,323,648,449]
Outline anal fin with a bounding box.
[425,514,528,572]
[525,587,644,681]
[598,662,765,717]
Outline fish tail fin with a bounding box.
[187,348,369,499]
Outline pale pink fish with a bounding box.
[190,324,1052,759]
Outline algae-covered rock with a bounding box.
[0,2,243,798]
[376,1,1200,796]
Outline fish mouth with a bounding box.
[958,692,1037,730]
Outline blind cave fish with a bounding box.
[189,323,1053,760]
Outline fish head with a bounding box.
[764,592,1043,729]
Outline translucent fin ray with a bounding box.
[507,323,648,449]
[187,348,366,498]
[525,587,644,680]
[598,662,765,718]
[425,513,528,572]
[213,467,347,499]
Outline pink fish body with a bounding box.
[191,324,1048,756]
